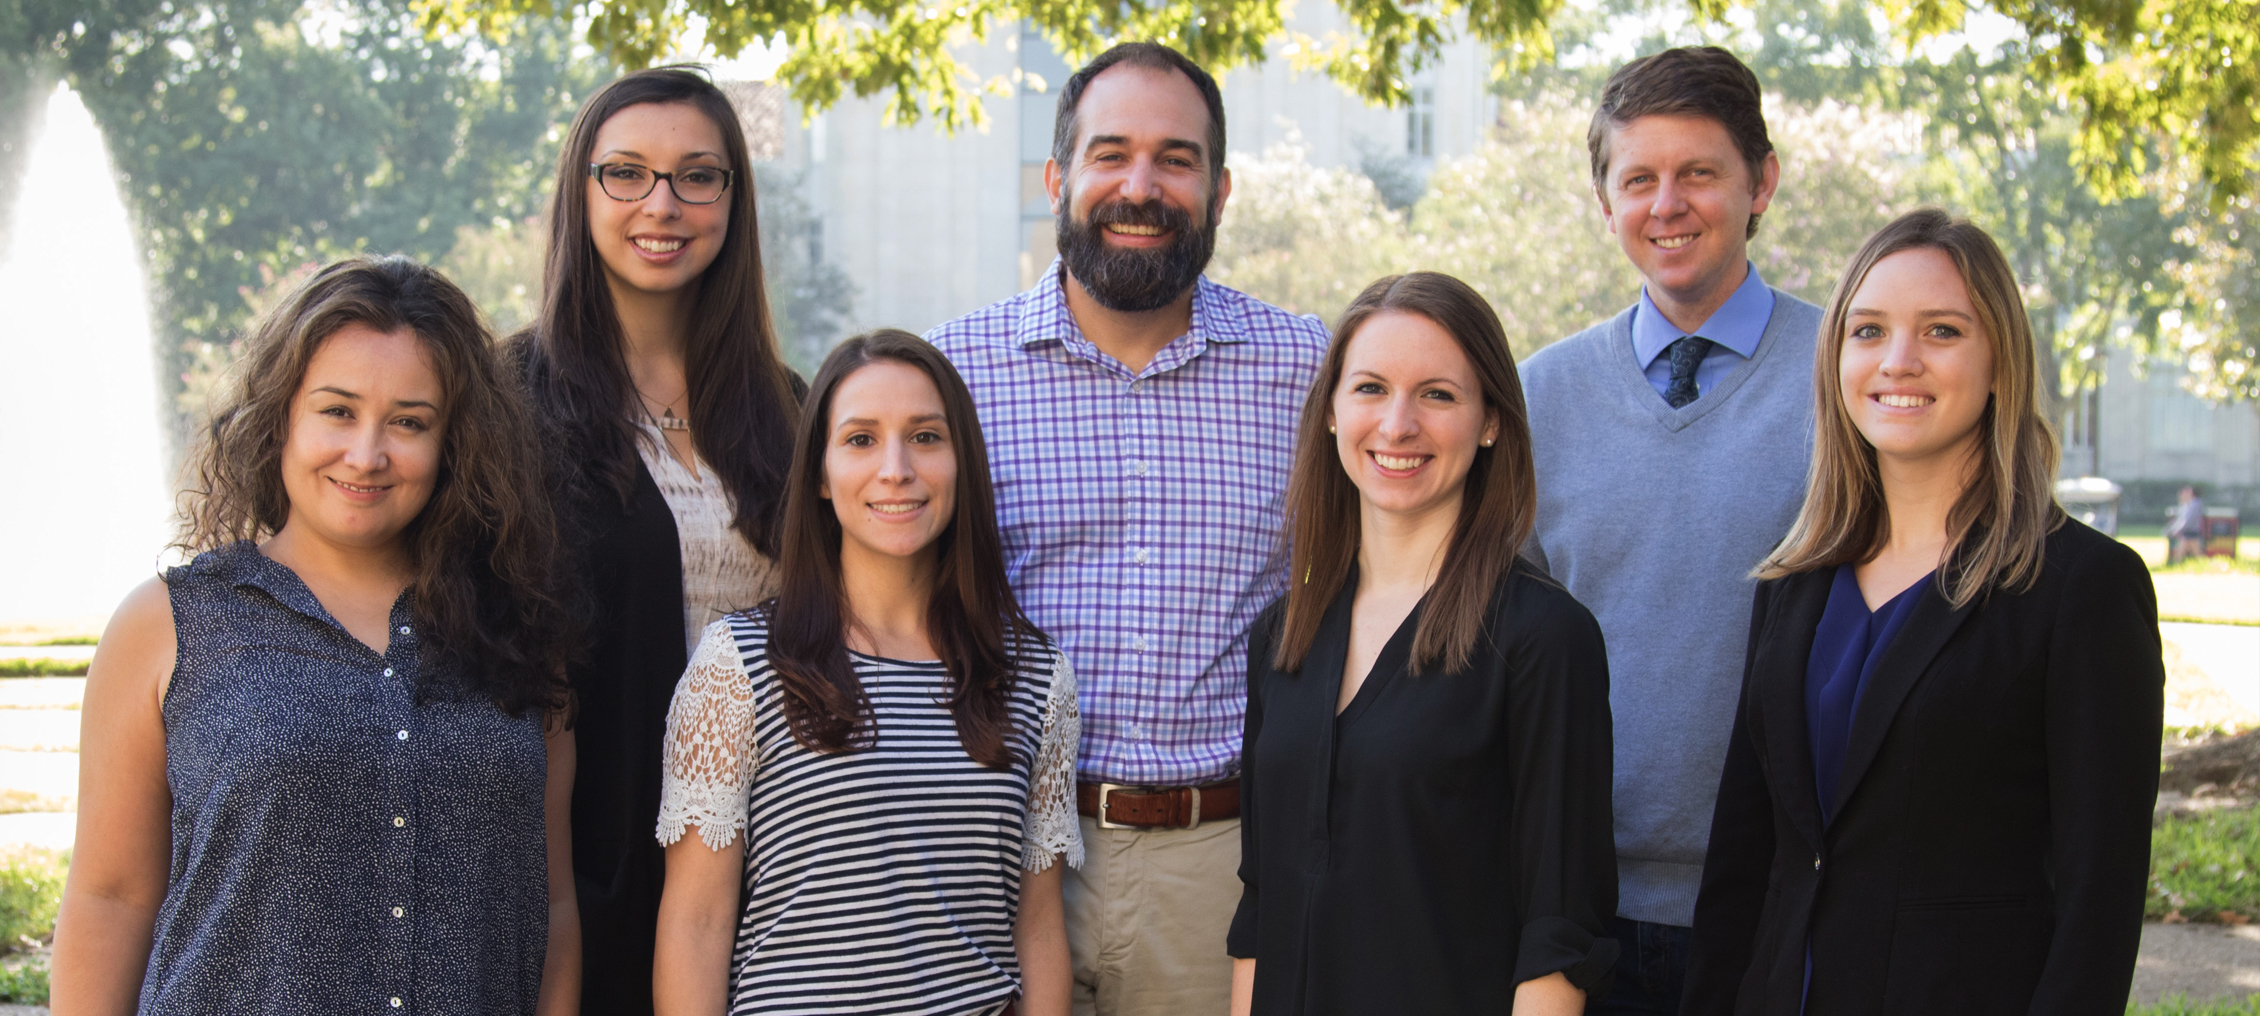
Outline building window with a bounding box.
[1406,86,1435,158]
[2149,371,2214,453]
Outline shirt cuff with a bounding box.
[1514,915,1620,997]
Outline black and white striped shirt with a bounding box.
[658,611,1082,1016]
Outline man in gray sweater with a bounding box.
[1518,46,1823,1015]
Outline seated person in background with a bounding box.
[1683,209,2164,1016]
[53,255,580,1015]
[2167,484,2205,563]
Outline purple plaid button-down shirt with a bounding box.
[928,261,1328,785]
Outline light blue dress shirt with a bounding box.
[1631,262,1777,402]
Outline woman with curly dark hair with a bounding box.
[51,256,581,1015]
[510,67,802,1014]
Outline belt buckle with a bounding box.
[1095,783,1201,830]
[1094,783,1137,830]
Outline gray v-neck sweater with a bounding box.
[1519,290,1823,927]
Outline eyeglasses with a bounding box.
[586,162,734,204]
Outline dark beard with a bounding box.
[1055,191,1216,313]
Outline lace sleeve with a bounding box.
[656,619,759,851]
[1022,648,1085,873]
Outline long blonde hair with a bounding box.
[1755,208,2063,606]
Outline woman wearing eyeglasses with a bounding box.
[511,67,802,1016]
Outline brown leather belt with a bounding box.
[1077,778,1240,830]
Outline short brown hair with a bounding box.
[1053,43,1227,183]
[1273,272,1538,676]
[1588,46,1774,239]
[1755,208,2064,607]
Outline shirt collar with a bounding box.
[1013,258,1249,355]
[1632,261,1775,369]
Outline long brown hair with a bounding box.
[177,255,573,714]
[764,330,1036,767]
[1273,272,1539,675]
[1755,208,2063,605]
[515,67,800,557]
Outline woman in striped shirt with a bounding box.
[651,329,1080,1016]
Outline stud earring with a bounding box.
[1481,438,1494,447]
[1328,425,1336,434]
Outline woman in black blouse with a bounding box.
[1227,272,1618,1016]
[511,68,801,1014]
[1682,210,2163,1014]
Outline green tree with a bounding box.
[421,0,2258,200]
[1903,45,2190,418]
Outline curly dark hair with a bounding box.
[176,255,575,715]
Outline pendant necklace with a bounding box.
[637,385,691,431]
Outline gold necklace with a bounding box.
[636,386,691,432]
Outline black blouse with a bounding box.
[1228,561,1620,1014]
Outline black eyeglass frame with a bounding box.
[585,162,736,204]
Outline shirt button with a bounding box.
[390,999,402,1008]
[396,730,409,741]
[1133,548,1150,565]
[1131,635,1147,652]
[1135,460,1149,477]
[392,906,405,918]
[382,667,394,677]
[394,816,406,827]
[1813,854,1822,871]
[398,626,411,635]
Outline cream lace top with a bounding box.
[635,422,779,656]
[656,613,1084,871]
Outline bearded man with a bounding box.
[927,42,1329,1016]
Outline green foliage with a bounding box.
[417,0,1549,130]
[1211,91,1914,357]
[2132,995,2260,1016]
[0,848,64,950]
[2150,804,2260,921]
[0,961,47,1005]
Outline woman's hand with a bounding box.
[535,716,581,1015]
[1013,859,1071,1016]
[50,579,177,1016]
[653,828,745,1016]
[1511,971,1585,1015]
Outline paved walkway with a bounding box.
[2137,922,2260,1004]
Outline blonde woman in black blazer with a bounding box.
[1683,209,2164,1016]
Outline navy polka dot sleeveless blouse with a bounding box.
[142,543,549,1015]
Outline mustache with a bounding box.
[1080,197,1197,232]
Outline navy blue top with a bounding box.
[145,543,549,1015]
[1804,565,1931,825]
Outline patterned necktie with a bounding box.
[1664,336,1714,409]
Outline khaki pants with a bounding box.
[1064,814,1242,1016]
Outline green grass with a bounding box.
[0,849,64,950]
[0,960,46,1005]
[2154,555,2260,577]
[2152,806,2260,921]
[0,659,88,678]
[33,636,95,647]
[2134,996,2260,1015]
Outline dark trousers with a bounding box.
[1589,916,1692,1015]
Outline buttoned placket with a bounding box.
[376,609,420,1013]
[1122,367,1152,756]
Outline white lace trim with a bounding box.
[656,619,758,851]
[1022,649,1085,873]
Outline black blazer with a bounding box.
[1684,522,2162,1016]
[567,459,686,1016]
